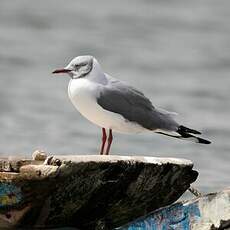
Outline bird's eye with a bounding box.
[75,64,80,70]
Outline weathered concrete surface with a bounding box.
[118,188,230,230]
[0,153,198,229]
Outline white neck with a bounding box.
[87,58,108,85]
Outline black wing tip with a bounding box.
[177,126,211,144]
[198,138,211,144]
[178,125,201,135]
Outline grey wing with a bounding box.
[97,80,179,131]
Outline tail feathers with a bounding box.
[178,132,211,144]
[156,129,211,144]
[177,125,211,144]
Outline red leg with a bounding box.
[105,129,113,155]
[100,128,107,155]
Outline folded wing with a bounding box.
[97,78,179,132]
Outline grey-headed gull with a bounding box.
[53,55,211,155]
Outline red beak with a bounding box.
[52,68,71,74]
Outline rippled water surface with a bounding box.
[0,0,230,192]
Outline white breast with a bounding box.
[68,79,146,133]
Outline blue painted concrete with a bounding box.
[117,202,200,230]
[0,183,23,208]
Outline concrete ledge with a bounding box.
[53,154,193,166]
[0,153,198,229]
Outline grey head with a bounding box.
[52,55,94,79]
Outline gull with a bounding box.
[52,55,211,155]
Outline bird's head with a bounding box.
[53,55,94,79]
